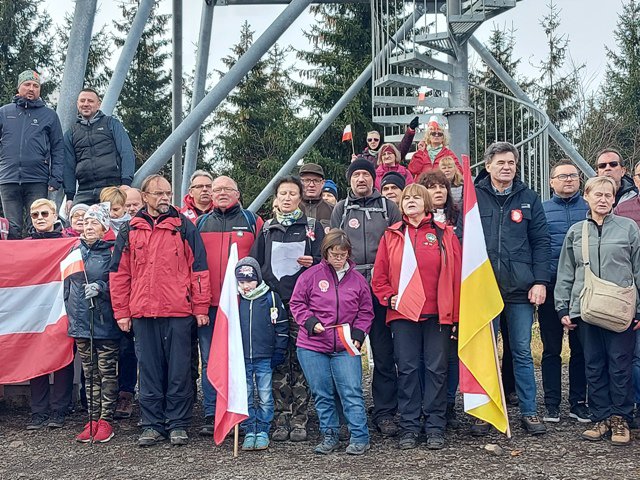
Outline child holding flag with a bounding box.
[235,257,289,451]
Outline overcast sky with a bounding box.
[43,0,622,94]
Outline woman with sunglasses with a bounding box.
[408,120,462,178]
[352,116,420,165]
[25,198,75,431]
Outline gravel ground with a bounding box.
[1,371,639,480]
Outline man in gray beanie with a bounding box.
[0,70,64,238]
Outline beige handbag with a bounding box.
[579,221,636,332]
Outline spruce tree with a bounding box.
[0,0,56,101]
[112,0,171,168]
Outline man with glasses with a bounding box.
[110,174,211,447]
[195,175,264,436]
[596,148,638,207]
[298,163,333,230]
[351,117,419,165]
[180,170,214,223]
[539,160,589,424]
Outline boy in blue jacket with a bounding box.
[235,257,288,451]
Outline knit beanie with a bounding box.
[380,171,406,190]
[84,202,111,231]
[347,157,376,181]
[322,179,338,198]
[69,203,90,219]
[17,70,41,88]
[235,256,263,284]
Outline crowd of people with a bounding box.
[1,70,640,455]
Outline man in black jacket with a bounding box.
[595,148,638,207]
[0,70,64,238]
[474,142,551,436]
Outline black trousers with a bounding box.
[576,318,634,422]
[500,315,515,395]
[134,316,194,435]
[369,291,398,423]
[0,182,48,239]
[538,290,586,408]
[391,319,450,434]
[30,360,74,415]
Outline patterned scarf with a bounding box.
[427,145,443,163]
[275,208,303,227]
[239,281,270,300]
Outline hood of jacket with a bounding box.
[13,96,45,109]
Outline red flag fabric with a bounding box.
[0,238,77,384]
[342,124,353,142]
[207,243,248,445]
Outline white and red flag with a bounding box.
[0,238,78,384]
[342,124,353,142]
[208,243,249,445]
[333,324,360,356]
[394,228,426,321]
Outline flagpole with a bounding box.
[233,424,239,458]
[490,320,512,439]
[350,125,355,156]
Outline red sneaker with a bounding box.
[93,419,114,443]
[76,421,99,443]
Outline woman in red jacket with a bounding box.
[372,183,461,451]
[407,122,462,178]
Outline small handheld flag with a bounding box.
[327,324,361,356]
[342,124,352,143]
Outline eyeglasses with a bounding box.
[212,187,238,193]
[30,210,51,219]
[146,191,172,198]
[597,161,620,169]
[367,138,380,142]
[552,173,580,181]
[301,178,322,185]
[328,251,349,260]
[71,213,86,220]
[190,184,212,190]
[430,132,444,137]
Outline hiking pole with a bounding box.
[88,296,96,444]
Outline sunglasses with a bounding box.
[430,132,444,137]
[597,161,620,169]
[367,138,380,142]
[30,210,51,219]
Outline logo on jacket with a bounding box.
[511,209,523,223]
[348,218,360,229]
[318,280,329,293]
[31,119,38,125]
[425,233,437,245]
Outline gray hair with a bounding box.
[484,141,519,165]
[189,170,213,186]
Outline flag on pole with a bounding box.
[458,154,508,434]
[0,238,77,384]
[342,124,353,142]
[395,228,426,321]
[418,86,429,102]
[334,324,360,356]
[428,115,440,130]
[208,243,249,445]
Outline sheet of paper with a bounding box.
[271,241,305,280]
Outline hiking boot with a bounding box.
[242,433,256,451]
[610,415,630,446]
[314,431,339,454]
[170,428,189,446]
[582,420,610,441]
[506,392,519,406]
[338,424,350,441]
[114,392,134,420]
[426,432,445,450]
[26,413,50,430]
[375,417,399,437]
[397,431,419,450]
[93,419,114,443]
[289,427,307,442]
[272,425,289,442]
[345,442,370,455]
[543,406,560,423]
[76,421,99,443]
[521,416,546,435]
[446,403,460,429]
[138,428,165,447]
[47,410,66,429]
[569,403,591,423]
[199,416,215,436]
[470,418,490,437]
[254,432,270,450]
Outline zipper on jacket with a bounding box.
[249,299,253,360]
[497,205,504,278]
[197,274,202,293]
[333,277,340,353]
[18,108,29,184]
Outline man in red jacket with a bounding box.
[110,174,211,447]
[195,175,263,436]
[180,170,214,222]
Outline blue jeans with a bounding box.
[493,303,537,416]
[198,306,217,417]
[297,348,369,444]
[633,329,640,405]
[242,358,274,434]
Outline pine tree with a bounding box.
[295,5,373,191]
[213,22,302,210]
[0,0,56,101]
[112,0,171,168]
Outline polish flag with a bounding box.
[334,324,360,356]
[208,243,248,445]
[428,115,440,130]
[418,86,430,102]
[0,238,78,384]
[342,124,352,142]
[395,228,426,321]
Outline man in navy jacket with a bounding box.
[0,70,64,238]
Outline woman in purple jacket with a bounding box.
[290,229,374,456]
